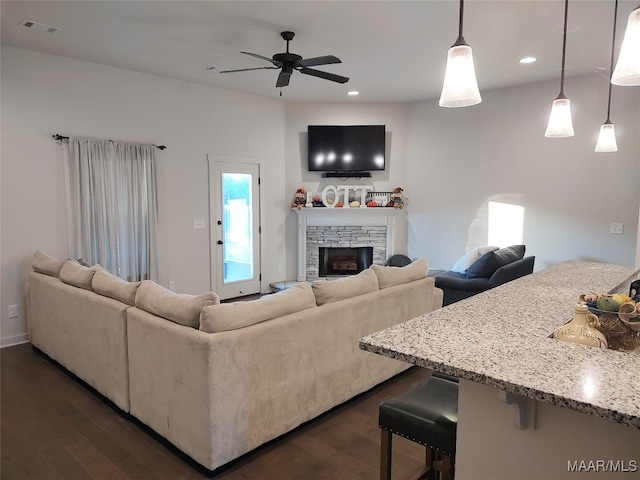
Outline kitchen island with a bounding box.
[360,261,640,479]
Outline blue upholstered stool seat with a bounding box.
[379,373,458,480]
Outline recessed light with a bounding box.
[347,91,359,96]
[520,57,537,64]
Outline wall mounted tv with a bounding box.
[307,125,385,174]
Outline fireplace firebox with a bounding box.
[319,247,373,277]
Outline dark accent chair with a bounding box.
[434,253,535,307]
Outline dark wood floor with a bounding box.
[1,343,431,479]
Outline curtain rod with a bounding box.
[52,134,166,150]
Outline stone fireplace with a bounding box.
[295,208,405,281]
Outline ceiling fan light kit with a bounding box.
[220,31,349,89]
[439,0,482,108]
[545,0,574,138]
[611,5,640,86]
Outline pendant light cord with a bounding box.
[605,0,619,122]
[453,0,467,46]
[560,0,569,95]
[458,0,465,38]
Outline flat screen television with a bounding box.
[307,125,385,172]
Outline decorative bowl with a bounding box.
[587,306,640,351]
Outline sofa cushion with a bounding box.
[136,280,220,328]
[59,259,99,290]
[450,246,498,273]
[92,270,141,306]
[311,269,378,306]
[32,250,64,277]
[494,244,526,265]
[199,282,316,333]
[466,245,526,279]
[370,258,428,289]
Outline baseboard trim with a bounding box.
[1,333,30,348]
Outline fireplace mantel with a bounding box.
[294,207,406,281]
[292,207,406,226]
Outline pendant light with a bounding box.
[595,0,619,152]
[545,0,574,137]
[439,0,482,107]
[611,4,640,86]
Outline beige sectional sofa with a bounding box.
[28,251,443,472]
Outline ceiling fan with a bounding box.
[220,31,349,88]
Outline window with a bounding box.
[487,201,525,247]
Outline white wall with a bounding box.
[407,74,640,271]
[1,46,286,346]
[283,102,411,280]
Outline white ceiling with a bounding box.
[1,0,636,103]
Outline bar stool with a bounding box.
[379,373,458,480]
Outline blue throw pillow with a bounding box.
[466,245,525,279]
[466,251,500,278]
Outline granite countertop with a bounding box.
[360,261,640,428]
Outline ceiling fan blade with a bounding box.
[297,55,341,67]
[299,68,349,84]
[219,66,279,73]
[276,71,291,88]
[241,51,282,66]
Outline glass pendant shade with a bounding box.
[545,0,574,138]
[439,43,482,107]
[595,122,618,152]
[611,6,640,86]
[545,95,574,137]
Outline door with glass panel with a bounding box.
[209,159,261,300]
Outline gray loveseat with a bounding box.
[434,245,535,306]
[27,251,443,472]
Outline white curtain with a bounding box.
[68,137,159,281]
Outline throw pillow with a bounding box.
[32,250,64,277]
[135,280,220,328]
[311,269,379,306]
[59,259,99,290]
[466,245,526,279]
[450,246,499,273]
[370,258,428,289]
[199,282,316,333]
[494,244,526,266]
[465,252,499,278]
[92,269,141,306]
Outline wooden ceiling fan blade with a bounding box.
[219,66,279,73]
[241,51,282,66]
[276,71,291,87]
[299,68,349,84]
[297,55,341,67]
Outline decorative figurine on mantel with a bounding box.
[291,187,306,210]
[386,187,405,209]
